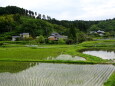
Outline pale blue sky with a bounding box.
[0,0,115,20]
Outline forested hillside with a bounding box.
[0,6,115,43]
[47,18,115,32]
[0,14,69,40]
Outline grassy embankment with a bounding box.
[104,72,115,86]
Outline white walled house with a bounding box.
[90,30,105,36]
[12,33,29,41]
[12,36,20,41]
[20,33,29,38]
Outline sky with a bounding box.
[0,0,115,20]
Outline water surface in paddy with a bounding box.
[0,62,115,86]
[83,50,115,60]
[47,54,86,61]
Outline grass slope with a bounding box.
[104,72,115,86]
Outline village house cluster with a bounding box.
[12,33,68,41]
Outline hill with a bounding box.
[0,6,115,43]
[0,14,68,40]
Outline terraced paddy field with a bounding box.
[0,40,115,86]
[0,62,114,86]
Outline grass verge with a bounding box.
[104,72,115,86]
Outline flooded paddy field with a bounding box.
[0,62,114,86]
[83,50,115,60]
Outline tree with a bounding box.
[47,16,51,20]
[76,31,87,43]
[89,25,101,31]
[13,14,21,22]
[36,14,41,19]
[28,10,34,17]
[25,9,28,15]
[36,35,45,44]
[35,12,37,16]
[0,43,3,46]
[42,15,46,20]
[58,38,65,44]
[68,27,77,43]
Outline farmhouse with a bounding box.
[48,33,68,41]
[12,33,29,41]
[12,36,20,41]
[97,30,105,36]
[90,30,105,36]
[20,33,29,38]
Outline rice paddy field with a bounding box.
[0,44,70,61]
[1,40,115,62]
[0,62,115,86]
[0,40,115,86]
[0,43,105,62]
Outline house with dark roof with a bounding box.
[20,33,29,38]
[48,33,68,40]
[12,33,29,41]
[12,36,20,41]
[90,30,105,36]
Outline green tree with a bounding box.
[42,15,46,20]
[76,31,88,43]
[89,25,101,31]
[13,14,21,22]
[58,38,65,44]
[68,28,77,43]
[36,35,45,44]
[36,14,41,19]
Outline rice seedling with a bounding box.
[0,63,114,86]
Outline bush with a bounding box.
[58,38,66,44]
[0,37,5,41]
[66,39,74,44]
[35,35,45,44]
[48,40,58,44]
[29,40,38,45]
[23,37,33,41]
[15,37,21,41]
[0,43,4,46]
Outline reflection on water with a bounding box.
[0,62,37,73]
[83,50,115,60]
[47,54,86,61]
[0,62,115,86]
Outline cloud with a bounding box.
[77,0,115,20]
[0,0,115,20]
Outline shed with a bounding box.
[12,36,20,41]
